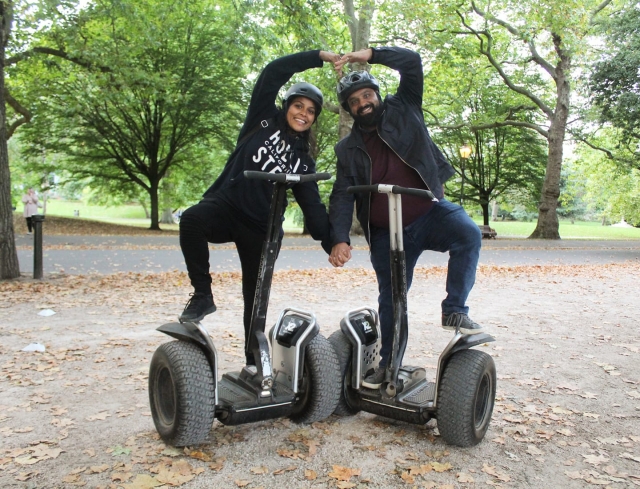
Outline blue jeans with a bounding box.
[369,199,482,366]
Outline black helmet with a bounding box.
[337,71,380,111]
[283,82,324,117]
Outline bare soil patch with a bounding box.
[1,263,639,488]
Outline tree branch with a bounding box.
[370,36,417,46]
[437,119,550,139]
[342,0,358,50]
[568,129,615,159]
[456,9,554,120]
[4,89,32,138]
[5,46,111,72]
[591,0,613,22]
[470,1,556,78]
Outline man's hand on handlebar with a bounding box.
[329,242,352,268]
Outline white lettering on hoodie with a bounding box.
[252,129,306,174]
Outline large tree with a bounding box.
[16,0,251,230]
[395,0,616,239]
[0,0,63,279]
[0,1,19,279]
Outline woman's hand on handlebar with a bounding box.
[329,242,352,268]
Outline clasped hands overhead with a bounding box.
[320,48,373,76]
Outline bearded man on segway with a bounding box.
[328,46,485,388]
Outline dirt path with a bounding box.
[1,263,640,488]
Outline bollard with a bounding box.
[32,214,45,279]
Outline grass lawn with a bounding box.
[44,199,148,219]
[41,199,301,233]
[479,219,640,239]
[39,199,640,239]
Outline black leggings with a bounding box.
[26,217,33,233]
[179,199,269,356]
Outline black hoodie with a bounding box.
[203,50,331,252]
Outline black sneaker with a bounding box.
[362,366,386,389]
[179,293,217,323]
[442,313,484,335]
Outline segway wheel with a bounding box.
[328,330,361,416]
[290,334,340,423]
[436,349,496,447]
[149,341,215,447]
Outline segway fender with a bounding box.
[158,322,210,348]
[446,333,495,358]
[157,322,218,402]
[432,332,495,409]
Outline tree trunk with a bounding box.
[341,0,374,237]
[481,202,490,226]
[0,4,21,280]
[336,109,362,235]
[159,174,175,224]
[149,181,160,230]
[139,200,150,219]
[529,38,570,240]
[491,201,499,221]
[160,208,174,224]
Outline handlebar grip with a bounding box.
[392,186,436,200]
[244,171,332,183]
[310,172,332,182]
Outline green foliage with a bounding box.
[569,138,640,226]
[5,0,631,228]
[434,79,548,215]
[11,0,258,227]
[590,5,640,156]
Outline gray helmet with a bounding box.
[337,71,380,111]
[283,82,324,117]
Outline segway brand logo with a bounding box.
[283,318,299,335]
[252,129,307,174]
[361,320,372,334]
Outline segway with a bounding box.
[329,184,496,447]
[148,171,340,447]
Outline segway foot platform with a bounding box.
[216,368,296,425]
[357,365,436,424]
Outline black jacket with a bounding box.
[203,50,331,252]
[329,47,455,245]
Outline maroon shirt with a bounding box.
[363,130,434,229]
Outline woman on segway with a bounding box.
[178,50,338,366]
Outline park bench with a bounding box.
[479,225,497,239]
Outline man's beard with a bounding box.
[352,102,383,128]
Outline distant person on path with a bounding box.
[178,50,338,365]
[22,188,39,234]
[328,47,484,388]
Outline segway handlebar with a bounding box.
[347,184,437,201]
[244,171,331,183]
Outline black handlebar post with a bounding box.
[242,170,331,385]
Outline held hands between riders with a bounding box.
[329,242,352,268]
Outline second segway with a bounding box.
[148,171,340,446]
[329,184,496,447]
